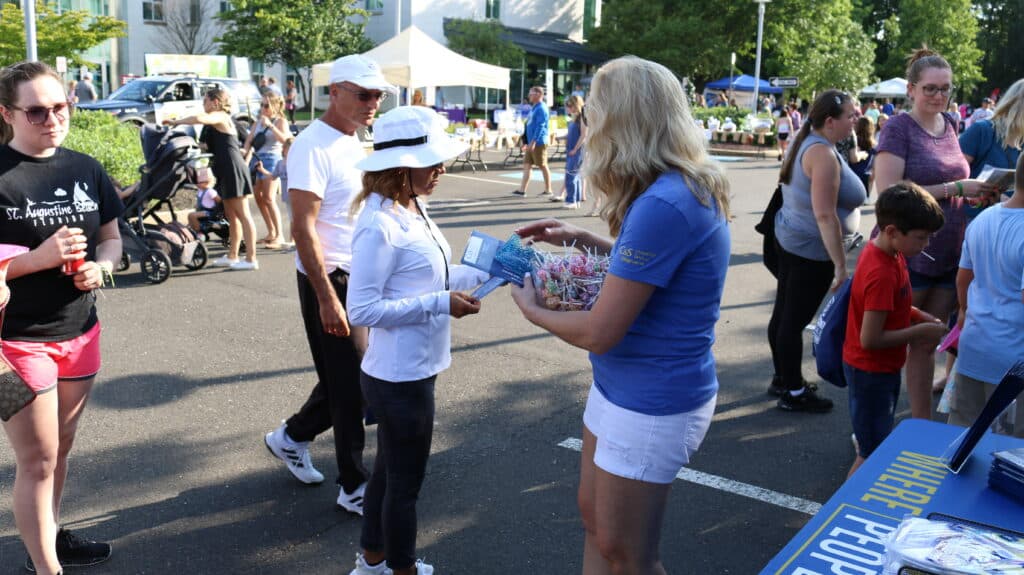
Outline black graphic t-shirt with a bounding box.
[0,145,123,341]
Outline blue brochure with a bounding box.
[461,231,535,288]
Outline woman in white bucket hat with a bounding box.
[346,106,490,575]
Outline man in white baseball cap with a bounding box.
[263,54,395,515]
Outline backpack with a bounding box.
[812,277,853,388]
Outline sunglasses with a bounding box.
[261,102,271,109]
[337,84,388,103]
[9,101,73,125]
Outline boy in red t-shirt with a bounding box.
[843,182,947,477]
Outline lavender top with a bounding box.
[877,113,969,276]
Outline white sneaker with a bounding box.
[350,553,392,575]
[562,202,579,209]
[413,559,434,574]
[230,259,259,271]
[211,255,238,267]
[264,424,325,484]
[337,482,367,516]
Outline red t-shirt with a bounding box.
[843,242,913,373]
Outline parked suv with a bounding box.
[78,74,263,128]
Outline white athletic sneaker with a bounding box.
[264,423,324,484]
[229,259,259,271]
[413,559,434,574]
[211,255,238,267]
[337,482,367,516]
[349,553,392,575]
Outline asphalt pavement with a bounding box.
[0,148,899,574]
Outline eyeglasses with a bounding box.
[9,101,73,125]
[918,84,954,97]
[337,84,388,103]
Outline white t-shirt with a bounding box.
[287,119,364,274]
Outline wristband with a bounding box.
[955,181,964,197]
[942,182,950,200]
[98,262,115,287]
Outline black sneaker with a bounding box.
[511,189,525,196]
[767,377,818,397]
[777,387,833,413]
[26,528,112,572]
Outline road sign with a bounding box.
[769,77,799,88]
[55,56,67,74]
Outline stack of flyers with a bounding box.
[990,448,1024,503]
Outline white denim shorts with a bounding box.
[583,383,716,484]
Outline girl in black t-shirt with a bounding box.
[0,61,122,575]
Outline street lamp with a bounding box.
[752,0,770,113]
[23,0,38,61]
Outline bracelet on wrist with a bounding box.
[942,182,950,200]
[955,181,964,197]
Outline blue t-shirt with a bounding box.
[957,204,1024,385]
[590,171,731,415]
[525,102,550,146]
[959,119,1021,179]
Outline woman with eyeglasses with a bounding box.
[167,87,259,270]
[0,61,124,575]
[873,48,998,417]
[242,92,289,250]
[767,90,866,412]
[346,106,487,575]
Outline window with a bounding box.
[142,0,164,22]
[485,0,499,19]
[365,0,382,11]
[51,0,72,14]
[189,0,200,24]
[219,0,230,12]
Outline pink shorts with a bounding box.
[1,322,102,394]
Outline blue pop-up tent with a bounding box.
[705,74,784,94]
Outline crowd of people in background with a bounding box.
[0,40,1021,575]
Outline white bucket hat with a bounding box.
[356,106,468,172]
[329,54,396,93]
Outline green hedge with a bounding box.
[63,111,144,186]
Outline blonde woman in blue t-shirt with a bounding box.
[512,56,731,575]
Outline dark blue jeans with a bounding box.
[844,362,901,458]
[359,370,436,570]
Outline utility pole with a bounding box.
[24,0,38,61]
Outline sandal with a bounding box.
[263,242,282,250]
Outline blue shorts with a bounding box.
[844,362,900,458]
[253,152,281,181]
[908,267,956,291]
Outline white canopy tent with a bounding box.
[859,77,909,99]
[312,25,511,116]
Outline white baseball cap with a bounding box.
[355,106,467,172]
[329,55,396,93]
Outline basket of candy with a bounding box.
[531,246,609,311]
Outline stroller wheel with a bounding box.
[141,249,172,284]
[184,241,208,271]
[118,252,131,272]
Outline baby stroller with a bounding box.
[118,124,211,284]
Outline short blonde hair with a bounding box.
[582,56,730,235]
[992,78,1024,150]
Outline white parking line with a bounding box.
[443,173,514,186]
[557,437,822,516]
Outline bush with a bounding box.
[63,111,144,186]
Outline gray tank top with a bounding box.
[255,122,284,157]
[775,133,866,261]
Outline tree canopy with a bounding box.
[587,0,1006,100]
[0,1,125,67]
[443,18,525,68]
[217,0,372,70]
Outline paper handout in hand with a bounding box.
[978,165,1016,190]
[461,231,535,287]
